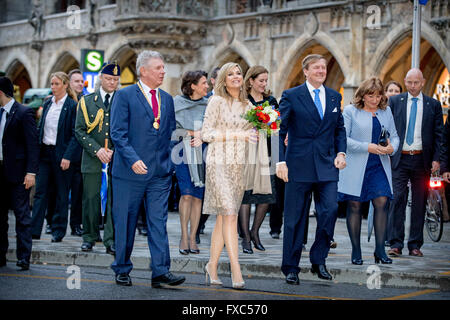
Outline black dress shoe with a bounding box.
[351,259,364,265]
[242,240,253,254]
[45,225,52,234]
[106,244,116,255]
[0,257,6,267]
[138,228,148,236]
[16,260,30,271]
[311,264,332,280]
[189,248,200,254]
[195,233,201,244]
[81,242,94,251]
[286,272,299,285]
[179,248,189,255]
[51,236,62,243]
[270,231,280,239]
[31,235,40,240]
[96,235,103,242]
[151,272,185,288]
[374,253,393,264]
[251,236,265,251]
[115,273,132,286]
[71,226,83,237]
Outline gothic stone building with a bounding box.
[1,0,449,112]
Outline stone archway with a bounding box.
[46,51,79,86]
[6,59,32,101]
[215,49,250,76]
[110,45,137,88]
[283,42,344,93]
[377,33,447,98]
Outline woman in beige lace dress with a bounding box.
[201,62,258,289]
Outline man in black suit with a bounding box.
[0,77,39,270]
[388,68,443,257]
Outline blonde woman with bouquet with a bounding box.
[201,62,258,290]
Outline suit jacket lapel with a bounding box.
[421,94,431,138]
[94,91,104,110]
[57,98,70,141]
[298,84,321,125]
[135,85,156,122]
[323,87,336,119]
[399,93,408,142]
[4,102,17,134]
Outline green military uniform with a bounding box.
[75,89,115,249]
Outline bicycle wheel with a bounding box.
[425,189,444,242]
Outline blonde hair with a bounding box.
[214,62,248,104]
[50,71,78,102]
[244,65,271,96]
[352,77,388,110]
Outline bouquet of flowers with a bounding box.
[243,100,281,136]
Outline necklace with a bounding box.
[137,81,161,130]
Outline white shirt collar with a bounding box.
[2,98,15,113]
[306,80,325,94]
[51,93,68,106]
[139,80,158,95]
[100,87,114,102]
[407,92,423,102]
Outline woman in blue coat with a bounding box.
[338,77,399,265]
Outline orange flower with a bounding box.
[270,122,277,129]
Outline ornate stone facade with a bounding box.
[0,0,449,107]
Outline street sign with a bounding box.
[80,49,104,94]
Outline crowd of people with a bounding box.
[0,50,448,289]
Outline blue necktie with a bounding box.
[406,97,418,145]
[313,89,323,120]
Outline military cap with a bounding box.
[100,61,121,76]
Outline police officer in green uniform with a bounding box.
[75,62,120,254]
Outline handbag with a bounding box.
[378,126,390,147]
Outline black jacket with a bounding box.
[38,95,81,164]
[1,101,39,183]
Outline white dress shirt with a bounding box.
[43,94,68,146]
[139,80,160,108]
[0,98,15,161]
[306,80,326,116]
[402,92,423,151]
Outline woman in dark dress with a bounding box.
[338,77,399,265]
[239,66,278,254]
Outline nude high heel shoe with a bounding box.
[204,263,223,286]
[231,274,245,290]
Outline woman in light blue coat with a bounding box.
[338,77,399,265]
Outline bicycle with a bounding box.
[425,174,444,242]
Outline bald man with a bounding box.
[387,69,443,257]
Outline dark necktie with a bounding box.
[104,93,110,108]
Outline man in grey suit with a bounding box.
[388,68,443,257]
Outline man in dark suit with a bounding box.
[0,77,39,270]
[388,68,443,257]
[110,50,185,288]
[276,54,347,285]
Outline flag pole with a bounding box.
[411,0,421,69]
[102,138,108,229]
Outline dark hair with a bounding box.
[181,70,208,97]
[352,77,388,110]
[68,69,82,80]
[384,80,403,93]
[210,67,220,80]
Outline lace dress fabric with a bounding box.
[201,95,252,216]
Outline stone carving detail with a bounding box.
[269,14,293,38]
[244,19,260,40]
[28,0,44,41]
[178,0,213,17]
[304,12,319,36]
[119,23,206,37]
[139,0,172,13]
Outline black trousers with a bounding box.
[0,162,33,263]
[69,164,83,229]
[389,154,429,250]
[269,175,285,234]
[31,145,72,239]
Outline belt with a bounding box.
[401,150,422,155]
